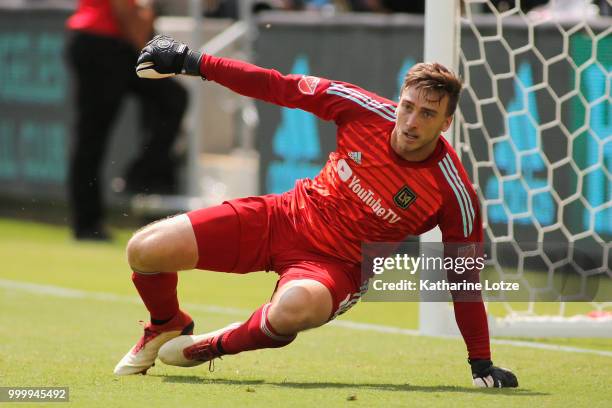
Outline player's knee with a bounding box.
[126,223,166,273]
[127,215,197,273]
[269,304,310,334]
[126,228,152,273]
[269,288,327,334]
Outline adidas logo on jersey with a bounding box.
[348,151,362,165]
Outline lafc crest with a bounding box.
[393,185,417,209]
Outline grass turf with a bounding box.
[1,218,611,407]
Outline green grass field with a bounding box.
[1,218,611,407]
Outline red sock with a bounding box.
[131,271,179,322]
[453,300,491,360]
[221,303,296,355]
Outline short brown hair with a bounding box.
[401,62,463,116]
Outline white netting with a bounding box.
[456,0,611,336]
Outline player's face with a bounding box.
[391,86,453,161]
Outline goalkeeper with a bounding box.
[114,35,518,389]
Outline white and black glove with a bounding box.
[470,359,518,388]
[136,35,203,79]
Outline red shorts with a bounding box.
[187,192,365,320]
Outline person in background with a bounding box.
[65,0,188,241]
[346,0,424,13]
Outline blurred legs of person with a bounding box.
[67,32,187,241]
[124,74,188,195]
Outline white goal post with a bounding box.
[420,0,612,338]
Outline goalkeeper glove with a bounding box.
[136,35,203,79]
[469,359,518,388]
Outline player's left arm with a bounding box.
[134,35,384,125]
[438,155,518,388]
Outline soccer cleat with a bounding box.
[113,310,194,375]
[158,322,241,368]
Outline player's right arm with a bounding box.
[135,35,395,124]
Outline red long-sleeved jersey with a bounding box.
[200,55,491,360]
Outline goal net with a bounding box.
[451,0,611,337]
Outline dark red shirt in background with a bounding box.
[66,0,134,38]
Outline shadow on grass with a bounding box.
[153,375,546,396]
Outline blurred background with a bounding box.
[0,0,609,238]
